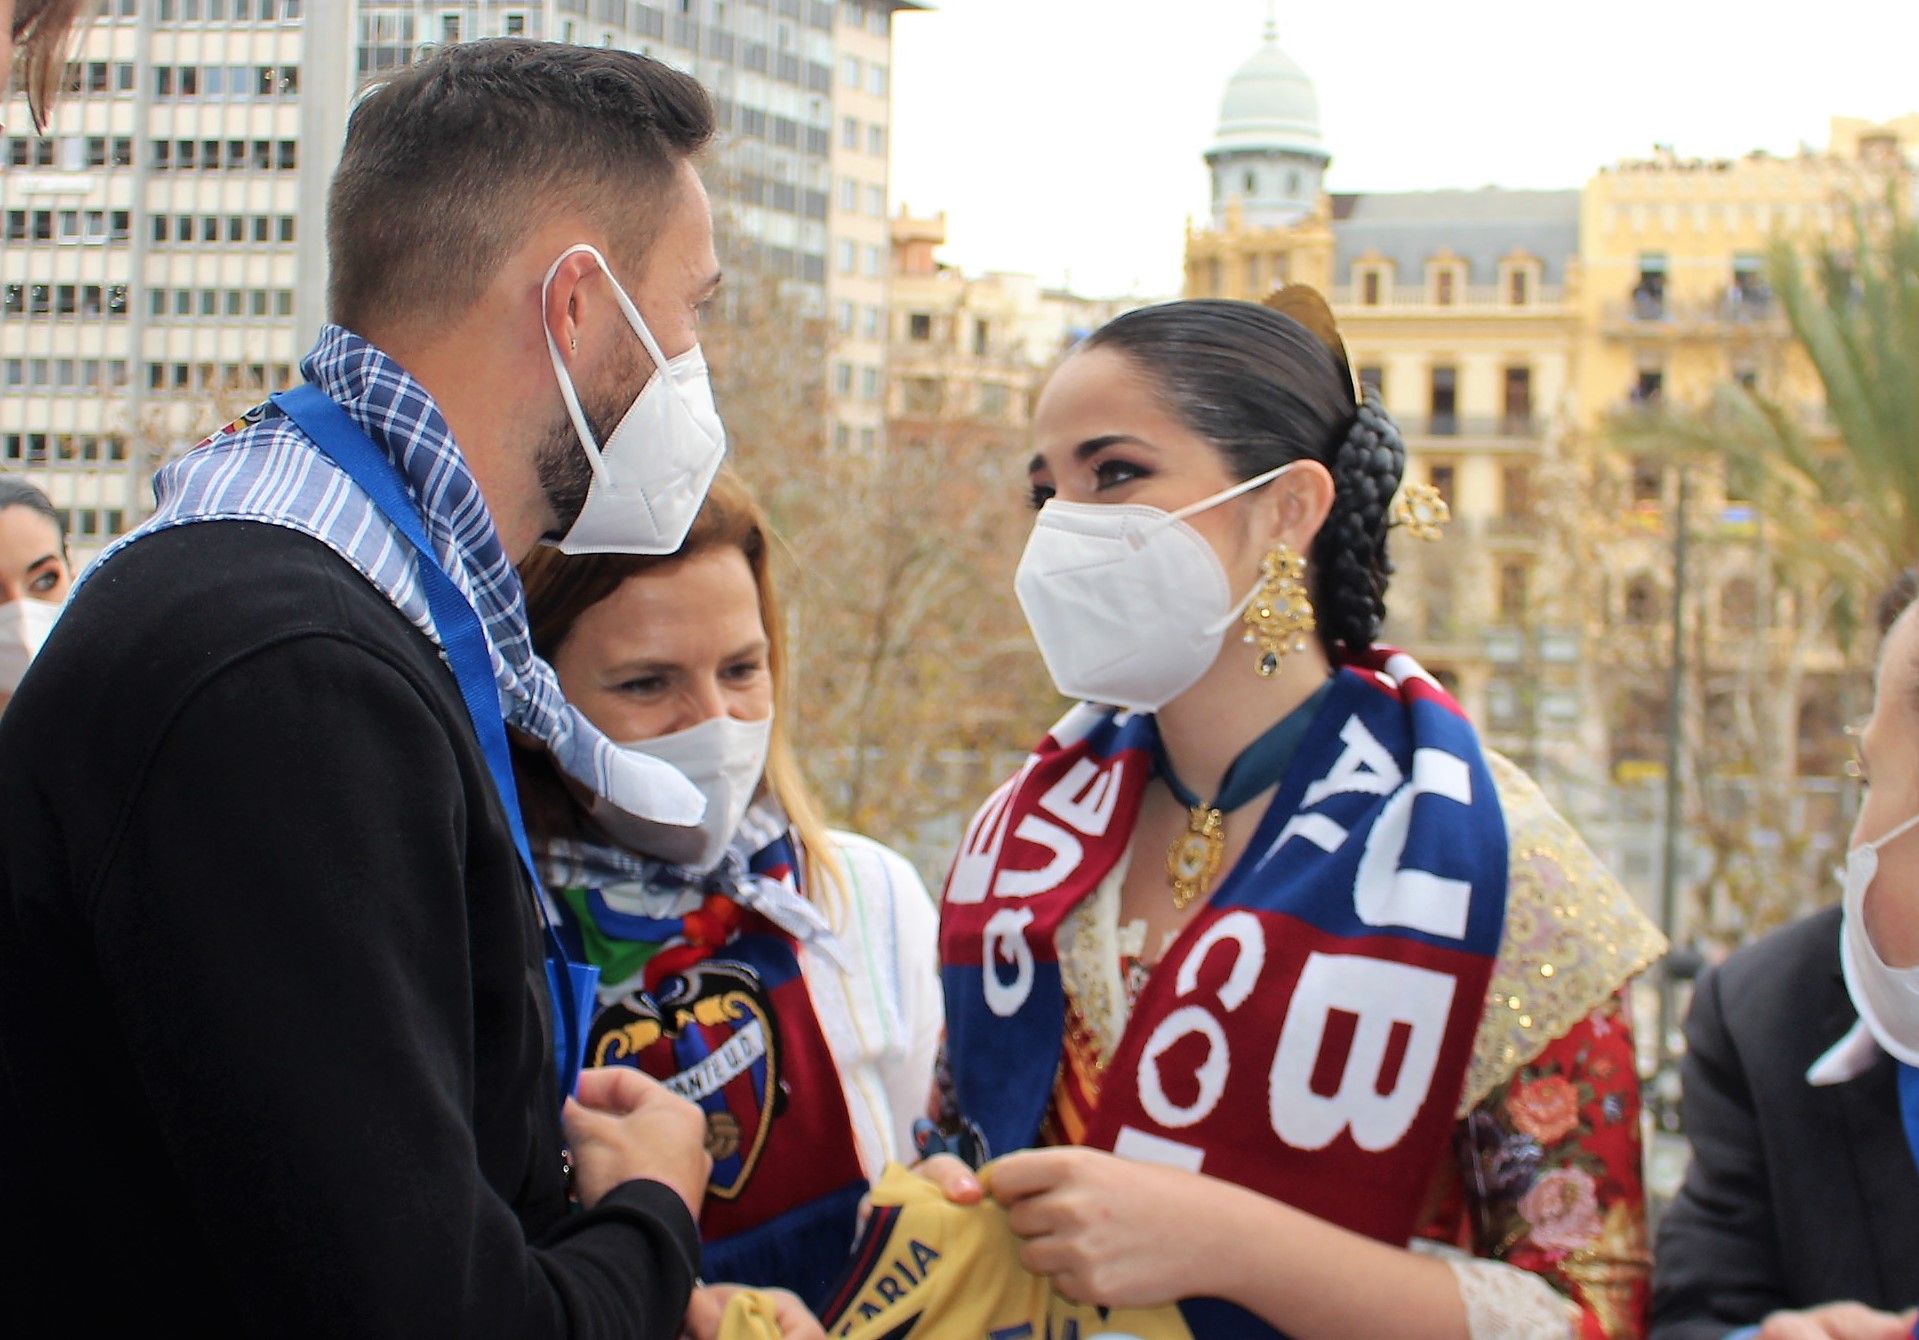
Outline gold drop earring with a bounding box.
[1241,543,1316,677]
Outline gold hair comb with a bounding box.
[1390,483,1450,542]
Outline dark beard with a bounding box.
[537,344,646,541]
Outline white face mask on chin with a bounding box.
[0,597,64,695]
[1838,809,1919,1066]
[1012,462,1297,713]
[589,713,774,872]
[540,243,728,556]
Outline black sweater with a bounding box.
[0,522,700,1335]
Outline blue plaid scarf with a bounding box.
[90,325,703,829]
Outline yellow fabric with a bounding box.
[1460,752,1668,1112]
[717,1288,787,1339]
[719,1163,1193,1340]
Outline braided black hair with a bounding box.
[1080,299,1406,654]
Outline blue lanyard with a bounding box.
[1900,1062,1919,1186]
[271,385,598,1105]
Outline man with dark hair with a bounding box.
[0,40,755,1335]
[1652,574,1919,1340]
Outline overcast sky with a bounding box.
[889,0,1919,298]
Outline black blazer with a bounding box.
[1652,907,1919,1339]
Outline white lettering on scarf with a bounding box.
[1267,953,1455,1151]
[983,908,1037,1017]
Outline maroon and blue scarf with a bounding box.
[549,830,868,1311]
[941,650,1508,1270]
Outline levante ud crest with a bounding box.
[589,958,785,1199]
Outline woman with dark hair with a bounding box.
[932,293,1664,1337]
[512,469,940,1320]
[0,473,71,711]
[3,0,91,133]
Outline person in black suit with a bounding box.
[1655,574,1919,1340]
[1652,908,1919,1340]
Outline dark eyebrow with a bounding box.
[24,553,60,572]
[1028,434,1156,478]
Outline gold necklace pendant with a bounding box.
[1166,805,1225,911]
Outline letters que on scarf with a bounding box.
[940,649,1509,1246]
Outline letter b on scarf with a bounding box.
[1267,953,1456,1151]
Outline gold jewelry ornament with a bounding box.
[1390,483,1451,541]
[1167,804,1225,910]
[1241,543,1317,678]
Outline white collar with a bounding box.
[1807,1018,1883,1086]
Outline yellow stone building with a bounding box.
[887,210,1137,452]
[1184,23,1917,902]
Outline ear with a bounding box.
[541,246,607,369]
[1253,459,1336,556]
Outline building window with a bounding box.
[1497,563,1528,622]
[840,116,859,150]
[838,177,858,211]
[866,124,885,156]
[832,362,853,395]
[1633,368,1664,408]
[1508,267,1530,306]
[1629,457,1663,505]
[861,306,882,339]
[1502,366,1532,432]
[835,238,856,273]
[859,366,881,400]
[862,244,883,277]
[1434,268,1456,306]
[1360,269,1381,306]
[903,377,942,414]
[1429,365,1458,435]
[835,301,854,334]
[865,184,886,217]
[1623,574,1661,625]
[972,319,989,356]
[980,383,1010,418]
[869,63,887,96]
[1633,253,1667,319]
[1720,577,1759,630]
[1502,465,1533,519]
[1428,463,1456,507]
[1357,364,1384,397]
[908,312,932,342]
[841,54,860,87]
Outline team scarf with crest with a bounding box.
[542,804,867,1312]
[941,649,1509,1280]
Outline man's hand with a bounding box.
[563,1067,712,1216]
[680,1284,824,1340]
[1756,1303,1919,1340]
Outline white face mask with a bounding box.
[1013,463,1296,713]
[0,597,64,694]
[1838,809,1919,1066]
[541,243,727,556]
[590,713,774,872]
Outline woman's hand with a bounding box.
[912,1152,984,1205]
[989,1146,1219,1310]
[680,1284,824,1340]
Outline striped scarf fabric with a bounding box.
[88,325,702,830]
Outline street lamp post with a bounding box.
[1655,461,1692,1080]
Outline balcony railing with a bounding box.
[1602,290,1788,334]
[1330,283,1567,312]
[1395,413,1544,440]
